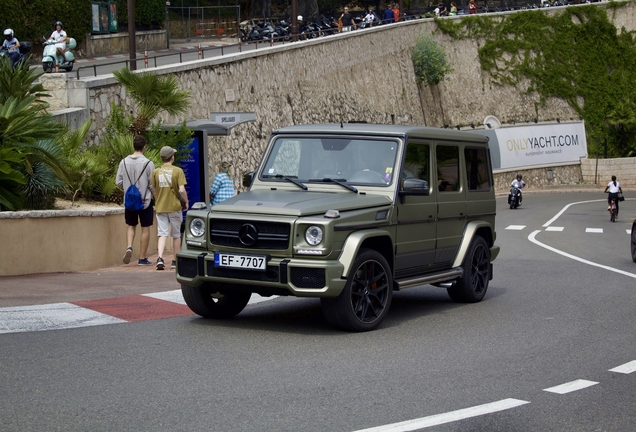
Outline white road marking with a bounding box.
[545,226,564,232]
[352,398,530,432]
[586,228,603,233]
[628,230,632,235]
[506,225,526,230]
[543,379,598,394]
[528,231,636,279]
[0,303,126,334]
[143,289,187,304]
[609,360,636,374]
[542,199,605,227]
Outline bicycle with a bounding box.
[608,195,618,222]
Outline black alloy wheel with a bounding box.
[321,248,393,332]
[447,236,490,303]
[631,220,636,263]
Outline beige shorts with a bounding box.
[156,211,182,238]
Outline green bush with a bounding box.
[116,0,166,28]
[412,34,454,86]
[1,0,92,47]
[435,5,636,157]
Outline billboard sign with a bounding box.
[472,122,587,170]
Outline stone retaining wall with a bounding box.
[60,3,635,194]
[581,157,636,186]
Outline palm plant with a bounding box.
[112,68,191,135]
[0,96,67,210]
[0,56,49,106]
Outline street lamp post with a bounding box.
[128,0,137,70]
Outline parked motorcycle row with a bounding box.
[238,11,414,43]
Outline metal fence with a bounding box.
[168,6,241,42]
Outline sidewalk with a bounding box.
[0,250,179,308]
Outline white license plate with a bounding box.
[214,252,267,271]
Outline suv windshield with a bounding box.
[260,136,399,186]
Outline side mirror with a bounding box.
[242,171,255,188]
[399,178,429,196]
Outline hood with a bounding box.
[211,190,392,217]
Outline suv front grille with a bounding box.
[210,219,291,250]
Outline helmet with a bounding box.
[297,15,303,21]
[55,21,63,28]
[3,28,13,38]
[516,174,523,180]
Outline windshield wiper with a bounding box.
[309,178,358,193]
[274,174,307,190]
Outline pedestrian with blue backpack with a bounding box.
[115,135,155,265]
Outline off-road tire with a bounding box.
[321,248,393,332]
[447,236,490,303]
[631,221,636,263]
[182,284,251,319]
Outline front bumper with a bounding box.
[175,250,347,298]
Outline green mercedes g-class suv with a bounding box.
[176,124,499,331]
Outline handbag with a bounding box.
[618,192,625,202]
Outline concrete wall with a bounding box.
[81,30,167,57]
[0,209,160,276]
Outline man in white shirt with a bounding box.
[48,21,68,59]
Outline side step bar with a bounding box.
[394,267,463,291]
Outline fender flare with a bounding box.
[338,230,392,277]
[452,220,496,268]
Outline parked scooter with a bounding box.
[42,36,76,73]
[508,186,521,209]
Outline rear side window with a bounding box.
[465,148,492,191]
[436,145,459,192]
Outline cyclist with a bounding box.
[604,175,622,218]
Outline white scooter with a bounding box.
[42,37,76,73]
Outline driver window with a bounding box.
[263,139,301,177]
[403,142,430,183]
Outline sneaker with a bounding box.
[123,247,133,264]
[171,260,176,269]
[138,258,153,266]
[156,258,165,270]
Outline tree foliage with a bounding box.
[436,4,636,157]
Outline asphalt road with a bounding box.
[1,191,635,431]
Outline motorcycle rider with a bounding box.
[47,21,68,60]
[2,29,21,66]
[511,173,525,203]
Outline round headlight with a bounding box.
[189,218,205,237]
[305,226,323,246]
